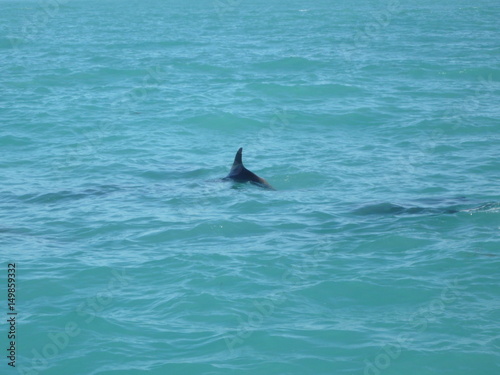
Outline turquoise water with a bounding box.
[1,0,499,374]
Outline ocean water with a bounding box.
[1,0,499,374]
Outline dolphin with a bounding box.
[223,148,275,190]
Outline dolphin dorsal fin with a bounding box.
[225,147,275,190]
[232,147,243,167]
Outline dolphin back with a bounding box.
[225,148,275,190]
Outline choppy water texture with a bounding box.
[1,0,499,374]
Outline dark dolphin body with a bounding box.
[223,148,275,190]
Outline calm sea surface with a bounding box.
[1,0,499,374]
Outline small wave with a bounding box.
[461,202,500,214]
[180,112,263,131]
[18,185,120,204]
[251,56,326,71]
[351,202,459,216]
[0,37,18,49]
[246,82,363,98]
[0,135,33,146]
